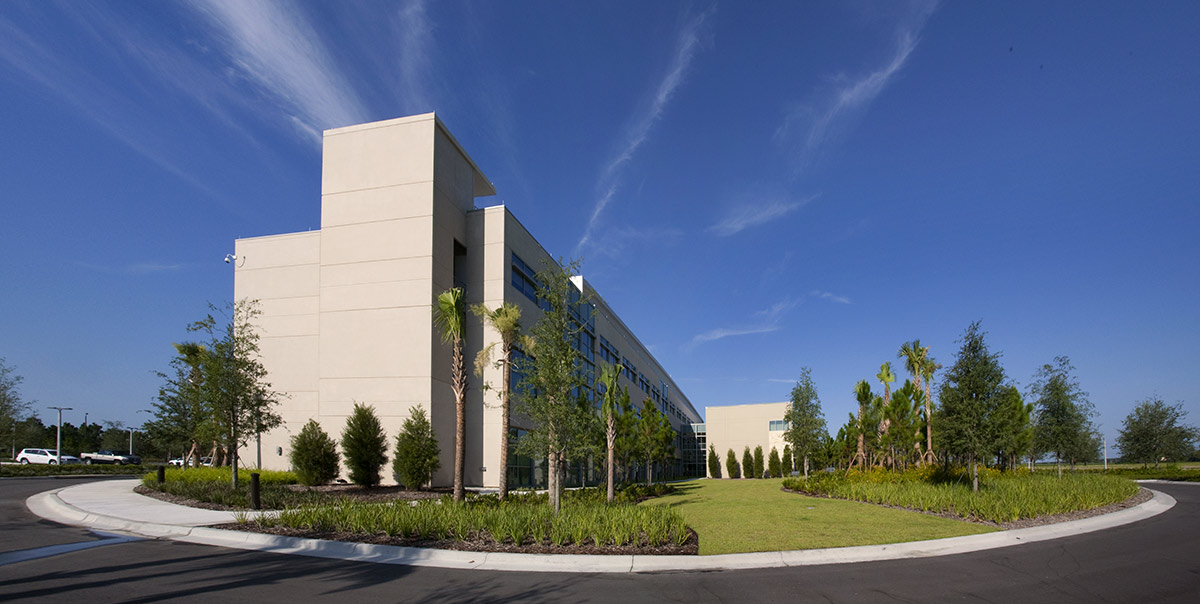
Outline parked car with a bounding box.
[80,450,142,465]
[16,448,81,465]
[168,457,185,467]
[168,456,214,467]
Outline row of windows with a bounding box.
[510,252,695,423]
[768,419,790,431]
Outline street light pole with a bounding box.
[47,406,73,464]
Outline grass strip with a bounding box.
[640,478,993,555]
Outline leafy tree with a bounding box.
[596,362,624,501]
[187,300,283,486]
[725,448,740,479]
[707,444,721,478]
[393,406,441,489]
[783,368,827,478]
[513,257,598,513]
[471,301,522,501]
[781,444,794,476]
[742,446,753,479]
[768,447,782,478]
[1117,398,1198,468]
[991,386,1033,471]
[1,357,33,459]
[939,321,1008,492]
[636,399,675,484]
[433,287,469,502]
[752,445,765,479]
[290,420,340,486]
[146,342,212,466]
[1030,356,1094,476]
[341,402,388,487]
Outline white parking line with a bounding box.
[0,532,143,566]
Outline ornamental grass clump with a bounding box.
[256,497,690,548]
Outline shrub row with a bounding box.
[1,463,149,477]
[783,467,1139,523]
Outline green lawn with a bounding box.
[641,478,994,555]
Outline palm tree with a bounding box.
[596,362,624,502]
[173,342,208,468]
[899,340,935,464]
[433,287,468,502]
[851,380,872,470]
[919,351,941,464]
[876,362,896,465]
[471,302,522,501]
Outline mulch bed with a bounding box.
[781,485,1154,529]
[134,483,448,511]
[214,523,699,556]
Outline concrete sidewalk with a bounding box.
[26,478,1178,573]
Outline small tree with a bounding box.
[725,448,740,479]
[768,447,782,478]
[433,287,468,503]
[471,302,521,501]
[341,402,388,487]
[1031,356,1095,476]
[290,420,339,486]
[596,362,624,502]
[753,445,765,479]
[393,406,440,490]
[940,321,1009,491]
[707,444,721,478]
[1,357,33,459]
[1117,398,1198,468]
[784,368,827,478]
[742,447,753,479]
[782,444,794,476]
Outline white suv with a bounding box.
[16,448,81,465]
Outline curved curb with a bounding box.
[26,482,1176,574]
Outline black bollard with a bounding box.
[250,472,261,510]
[157,465,166,484]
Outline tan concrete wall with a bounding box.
[233,231,320,472]
[705,402,789,478]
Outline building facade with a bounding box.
[233,113,702,488]
[703,402,790,478]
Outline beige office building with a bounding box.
[701,402,790,478]
[232,113,702,488]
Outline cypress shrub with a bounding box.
[742,447,753,479]
[290,419,340,486]
[768,447,782,478]
[341,402,388,487]
[707,445,721,478]
[393,406,440,490]
[782,444,794,476]
[725,448,740,479]
[753,445,765,479]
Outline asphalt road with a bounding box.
[1,477,1197,603]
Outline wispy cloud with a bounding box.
[78,262,184,275]
[576,6,714,255]
[810,290,852,305]
[686,297,798,351]
[187,0,370,141]
[391,0,435,112]
[775,2,937,175]
[708,195,819,237]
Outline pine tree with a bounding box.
[768,447,782,478]
[782,444,794,476]
[939,321,1008,492]
[392,406,441,490]
[725,448,740,479]
[742,446,753,479]
[753,445,765,479]
[341,402,388,487]
[707,445,721,478]
[290,420,340,486]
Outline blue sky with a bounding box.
[2,1,1196,454]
